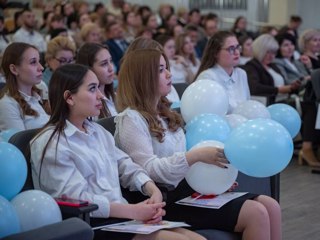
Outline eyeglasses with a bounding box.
[54,57,74,64]
[221,45,242,55]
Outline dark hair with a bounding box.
[94,2,104,12]
[76,43,114,118]
[232,16,246,31]
[155,34,173,47]
[194,31,235,80]
[275,33,296,58]
[34,64,90,187]
[188,8,200,16]
[290,15,302,23]
[0,42,47,116]
[50,27,67,39]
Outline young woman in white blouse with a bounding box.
[115,48,282,240]
[194,31,250,113]
[30,63,205,240]
[0,42,50,131]
[76,43,117,118]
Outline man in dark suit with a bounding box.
[196,15,219,59]
[104,21,129,73]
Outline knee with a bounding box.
[244,200,270,225]
[256,195,281,214]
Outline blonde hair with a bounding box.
[45,36,76,62]
[299,29,320,53]
[252,34,279,62]
[80,22,101,42]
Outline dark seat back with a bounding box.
[97,116,116,135]
[8,128,40,191]
[173,83,188,99]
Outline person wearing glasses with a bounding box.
[42,36,76,86]
[242,34,300,104]
[194,31,250,113]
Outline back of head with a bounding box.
[48,64,89,124]
[126,37,163,54]
[117,49,161,113]
[252,33,278,62]
[154,34,173,48]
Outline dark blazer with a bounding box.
[196,37,208,59]
[241,58,282,104]
[104,39,128,73]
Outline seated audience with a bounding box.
[30,63,206,240]
[115,47,282,239]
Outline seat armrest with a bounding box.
[59,203,99,224]
[1,217,93,240]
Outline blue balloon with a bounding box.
[0,129,20,142]
[0,142,27,200]
[267,103,301,138]
[0,195,20,238]
[186,113,231,150]
[224,118,293,177]
[171,101,180,109]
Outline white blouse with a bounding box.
[195,65,251,113]
[0,91,49,131]
[103,96,118,116]
[115,108,190,187]
[30,120,151,218]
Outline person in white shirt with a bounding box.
[194,31,250,113]
[0,42,49,131]
[76,43,117,118]
[30,63,206,240]
[115,48,282,239]
[12,9,47,53]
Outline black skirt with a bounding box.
[164,179,258,232]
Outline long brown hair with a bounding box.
[117,49,183,142]
[175,33,197,66]
[194,31,235,81]
[76,42,114,118]
[0,42,49,116]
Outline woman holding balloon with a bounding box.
[115,48,282,239]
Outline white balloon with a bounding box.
[11,190,62,232]
[180,80,229,123]
[225,114,248,129]
[185,140,238,195]
[233,100,271,119]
